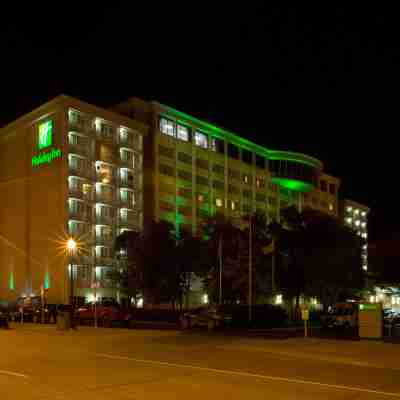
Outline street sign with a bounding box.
[301,309,309,321]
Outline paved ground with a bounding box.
[2,324,400,399]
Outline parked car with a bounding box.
[180,305,232,330]
[321,302,359,329]
[75,303,132,327]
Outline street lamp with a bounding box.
[66,238,77,305]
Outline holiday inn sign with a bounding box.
[32,120,62,167]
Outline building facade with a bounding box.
[341,199,369,270]
[0,96,146,304]
[112,98,340,236]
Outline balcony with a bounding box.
[95,235,114,247]
[68,118,88,133]
[69,164,93,180]
[69,187,93,202]
[95,214,115,225]
[95,191,116,205]
[68,143,91,158]
[94,255,114,267]
[96,171,116,185]
[69,209,92,222]
[118,216,141,231]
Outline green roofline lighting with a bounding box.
[271,177,314,193]
[32,148,62,167]
[158,103,323,170]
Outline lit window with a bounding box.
[275,294,283,305]
[346,206,352,212]
[195,131,208,149]
[231,200,236,211]
[361,232,367,239]
[198,194,204,202]
[354,209,360,215]
[177,124,189,141]
[211,138,217,152]
[346,217,352,224]
[243,175,249,184]
[160,118,175,137]
[361,222,366,228]
[329,203,334,211]
[361,211,367,217]
[355,220,360,227]
[216,198,223,207]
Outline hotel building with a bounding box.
[0,96,146,304]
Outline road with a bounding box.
[2,324,400,399]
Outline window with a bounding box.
[242,174,251,185]
[243,203,251,213]
[256,193,266,202]
[230,200,238,211]
[211,137,224,154]
[320,180,327,192]
[255,154,265,169]
[196,158,209,170]
[159,145,174,159]
[212,164,224,175]
[177,169,192,182]
[120,149,135,167]
[178,152,192,164]
[242,149,252,165]
[243,190,251,199]
[96,162,113,184]
[160,117,175,137]
[228,168,240,180]
[227,143,239,159]
[256,177,265,189]
[195,131,208,149]
[329,183,335,195]
[215,198,223,207]
[329,203,334,211]
[177,124,189,141]
[120,189,135,207]
[196,175,209,186]
[100,123,114,138]
[212,180,224,190]
[228,184,239,195]
[159,163,174,177]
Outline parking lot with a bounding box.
[2,324,400,399]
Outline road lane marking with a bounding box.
[0,369,29,378]
[96,353,400,398]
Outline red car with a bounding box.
[75,304,132,327]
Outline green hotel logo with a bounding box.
[38,120,53,150]
[32,119,62,167]
[32,148,62,167]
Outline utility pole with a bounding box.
[218,235,222,305]
[248,215,252,323]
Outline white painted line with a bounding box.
[96,353,400,398]
[0,369,29,379]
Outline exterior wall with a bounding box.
[0,106,68,304]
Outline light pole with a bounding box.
[67,238,77,305]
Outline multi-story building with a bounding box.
[112,98,340,236]
[341,199,369,270]
[0,96,146,304]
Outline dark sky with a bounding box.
[1,4,397,240]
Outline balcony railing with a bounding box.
[69,165,93,180]
[69,209,92,222]
[95,192,116,205]
[95,236,114,246]
[95,214,115,225]
[69,143,91,158]
[94,256,114,267]
[69,187,93,202]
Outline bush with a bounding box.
[229,304,288,329]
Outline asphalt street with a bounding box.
[2,324,400,399]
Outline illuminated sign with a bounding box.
[38,120,53,150]
[32,148,62,167]
[32,119,62,167]
[359,303,379,311]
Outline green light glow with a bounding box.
[32,148,62,167]
[159,104,323,170]
[44,271,50,289]
[8,271,15,290]
[272,177,314,192]
[38,120,53,150]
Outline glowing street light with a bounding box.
[66,238,77,307]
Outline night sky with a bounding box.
[1,4,397,240]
